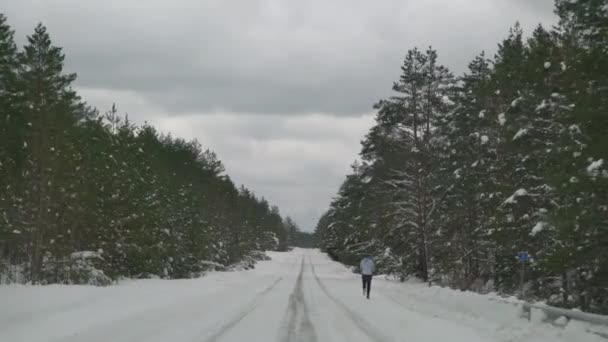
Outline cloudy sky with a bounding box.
[3,0,558,231]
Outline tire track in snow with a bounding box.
[279,257,318,342]
[308,256,391,342]
[201,277,283,342]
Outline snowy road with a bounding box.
[0,249,601,342]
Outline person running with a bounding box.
[360,255,375,299]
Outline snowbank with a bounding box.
[378,279,607,342]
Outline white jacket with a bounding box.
[360,257,375,275]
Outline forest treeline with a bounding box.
[0,16,299,284]
[316,0,607,313]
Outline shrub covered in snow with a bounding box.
[40,251,112,286]
[226,251,271,272]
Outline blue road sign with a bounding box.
[517,251,529,262]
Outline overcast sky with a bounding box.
[3,0,558,231]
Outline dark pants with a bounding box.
[362,274,372,298]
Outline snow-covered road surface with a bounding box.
[1,249,603,342]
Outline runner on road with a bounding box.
[360,256,375,299]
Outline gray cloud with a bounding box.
[5,0,556,116]
[5,0,558,230]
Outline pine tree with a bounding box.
[14,24,85,282]
[384,47,455,281]
[284,216,299,248]
[0,13,19,277]
[315,164,368,263]
[483,23,532,293]
[433,52,496,290]
[549,0,608,312]
[500,25,578,298]
[555,0,608,50]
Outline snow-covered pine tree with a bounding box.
[270,206,288,251]
[385,47,455,281]
[483,23,533,294]
[499,25,575,299]
[358,97,420,278]
[433,52,497,290]
[0,14,19,275]
[315,165,371,265]
[547,0,608,312]
[14,24,86,283]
